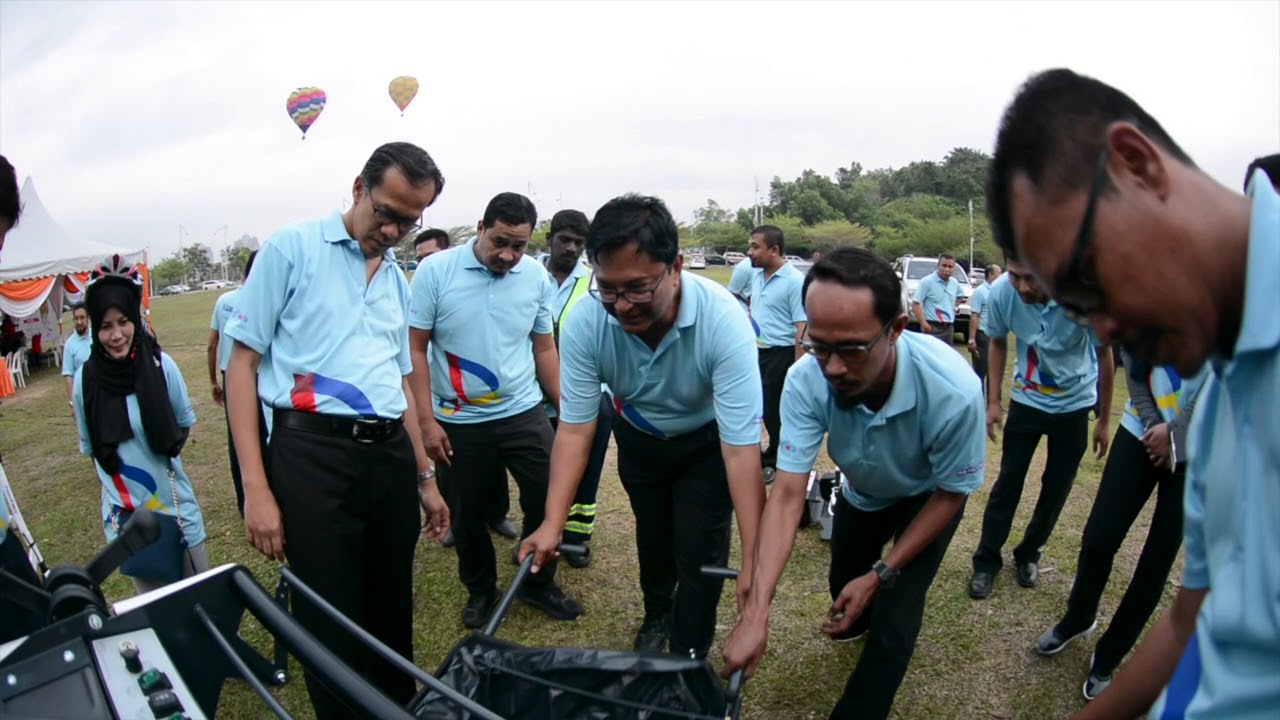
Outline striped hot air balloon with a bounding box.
[388,76,419,115]
[286,87,327,139]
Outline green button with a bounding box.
[137,668,170,694]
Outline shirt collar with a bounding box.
[879,333,918,418]
[674,272,701,328]
[461,237,525,274]
[545,257,591,281]
[1232,172,1280,356]
[320,211,394,260]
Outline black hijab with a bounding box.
[81,274,182,476]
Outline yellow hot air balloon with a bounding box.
[388,76,419,115]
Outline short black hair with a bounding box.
[984,263,1001,276]
[549,209,590,238]
[414,228,451,250]
[359,142,445,205]
[586,194,679,265]
[987,68,1195,258]
[481,192,537,230]
[244,249,258,278]
[0,154,20,227]
[939,252,956,262]
[802,247,902,326]
[1245,154,1280,191]
[751,224,785,254]
[71,301,86,315]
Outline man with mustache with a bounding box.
[409,192,583,629]
[721,247,984,720]
[223,142,450,719]
[968,259,1114,600]
[62,302,92,406]
[985,67,1279,720]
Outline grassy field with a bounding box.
[0,271,1177,719]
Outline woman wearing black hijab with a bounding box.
[72,255,209,593]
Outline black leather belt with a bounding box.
[274,409,403,444]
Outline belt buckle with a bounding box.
[352,417,383,444]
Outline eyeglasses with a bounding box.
[367,190,423,234]
[801,322,892,363]
[590,267,670,305]
[1055,148,1110,325]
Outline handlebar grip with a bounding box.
[699,565,740,580]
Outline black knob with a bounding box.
[120,642,142,674]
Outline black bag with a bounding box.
[115,464,189,584]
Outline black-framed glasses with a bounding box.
[801,322,892,363]
[590,267,670,305]
[367,190,423,234]
[1055,148,1110,325]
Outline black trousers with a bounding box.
[438,406,559,595]
[973,402,1089,573]
[268,419,420,720]
[759,346,793,469]
[1060,429,1185,674]
[0,533,45,644]
[222,370,269,518]
[613,419,733,658]
[828,492,965,720]
[972,331,989,388]
[548,394,614,545]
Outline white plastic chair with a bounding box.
[5,352,23,390]
[17,347,29,377]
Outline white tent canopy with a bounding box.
[0,177,144,283]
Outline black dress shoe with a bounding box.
[1016,561,1039,588]
[518,584,583,620]
[969,571,995,599]
[442,529,456,548]
[633,614,670,652]
[462,590,498,629]
[565,546,592,569]
[489,518,519,540]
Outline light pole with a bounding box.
[967,199,976,271]
[177,225,190,285]
[213,225,230,281]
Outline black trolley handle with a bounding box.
[699,564,747,719]
[482,543,587,637]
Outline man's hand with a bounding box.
[421,421,452,467]
[211,383,224,407]
[517,522,562,574]
[722,613,769,679]
[1092,418,1111,458]
[986,403,1003,441]
[244,484,285,561]
[418,480,450,540]
[920,320,933,334]
[822,572,880,638]
[1142,424,1172,469]
[967,338,978,355]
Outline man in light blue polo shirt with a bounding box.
[727,254,754,307]
[409,192,582,629]
[911,253,962,343]
[223,142,450,720]
[61,302,91,406]
[723,247,984,720]
[969,261,1113,599]
[985,68,1280,720]
[521,194,766,660]
[966,264,1002,389]
[745,224,807,477]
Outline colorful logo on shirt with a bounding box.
[934,307,949,322]
[1015,346,1065,396]
[613,396,666,438]
[748,312,766,348]
[109,462,170,513]
[291,372,376,415]
[438,352,501,416]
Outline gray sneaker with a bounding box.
[763,467,776,486]
[1083,653,1113,700]
[1034,620,1098,656]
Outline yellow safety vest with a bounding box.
[553,270,593,348]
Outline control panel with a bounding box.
[90,629,207,720]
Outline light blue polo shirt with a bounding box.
[73,353,206,548]
[210,288,241,372]
[1148,170,1280,720]
[777,331,985,512]
[223,211,413,420]
[914,271,961,323]
[409,239,555,424]
[60,331,92,378]
[748,263,807,348]
[968,282,991,332]
[982,273,1100,414]
[727,259,755,307]
[559,270,763,445]
[1119,364,1208,441]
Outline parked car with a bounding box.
[705,254,728,266]
[784,255,803,263]
[688,253,707,269]
[158,285,185,296]
[724,251,746,264]
[893,255,974,342]
[200,280,223,291]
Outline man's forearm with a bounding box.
[408,347,438,431]
[227,344,267,491]
[793,323,806,362]
[882,490,965,570]
[65,376,73,402]
[544,422,595,527]
[1074,588,1207,720]
[987,338,1008,406]
[744,470,808,619]
[913,302,927,325]
[402,377,430,473]
[533,346,561,410]
[723,444,766,577]
[206,330,221,386]
[1096,346,1115,418]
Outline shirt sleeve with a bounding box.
[710,305,765,445]
[72,369,91,456]
[407,260,437,331]
[925,385,987,495]
[558,300,602,424]
[162,354,197,427]
[776,360,827,473]
[61,342,77,377]
[982,282,1012,337]
[533,269,555,336]
[209,301,222,331]
[789,275,807,324]
[728,264,751,295]
[223,239,293,354]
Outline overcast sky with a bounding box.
[1,0,1277,261]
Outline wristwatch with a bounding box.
[872,560,900,590]
[417,468,436,485]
